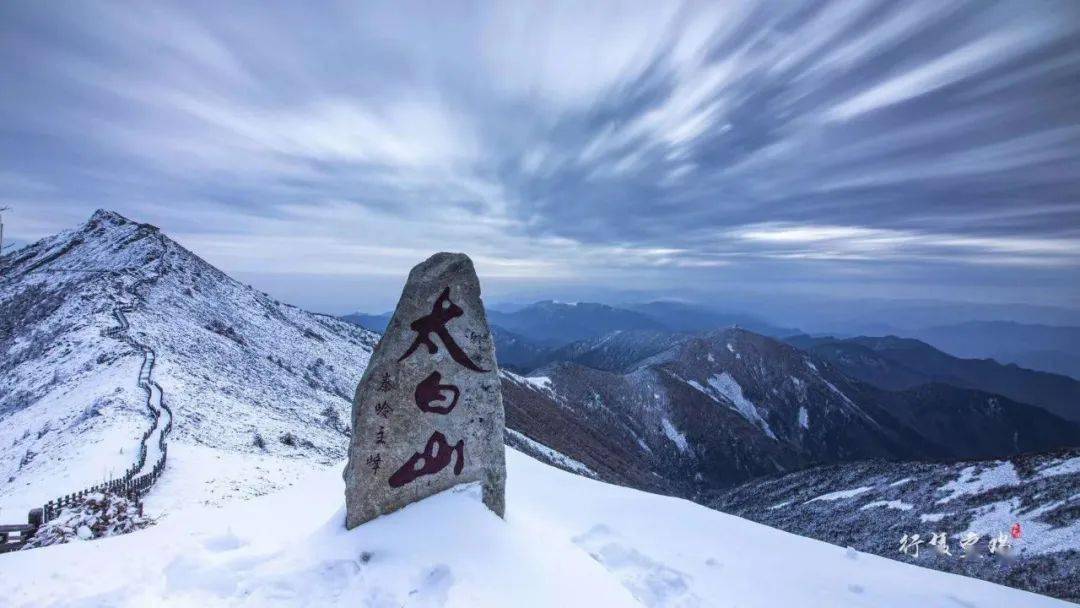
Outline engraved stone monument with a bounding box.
[344,252,506,529]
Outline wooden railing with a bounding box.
[40,377,172,523]
[0,509,43,553]
[1,272,173,553]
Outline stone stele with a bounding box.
[344,252,506,529]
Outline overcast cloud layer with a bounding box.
[2,0,1079,312]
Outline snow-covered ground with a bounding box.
[1,449,1067,607]
[1,297,148,517]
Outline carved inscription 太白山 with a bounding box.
[398,286,489,372]
[385,287,484,487]
[344,252,505,529]
[387,431,465,488]
[414,371,460,414]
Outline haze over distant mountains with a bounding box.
[909,321,1080,380]
[343,299,802,372]
[786,334,1080,423]
[346,298,1080,380]
[345,300,798,339]
[721,295,1080,336]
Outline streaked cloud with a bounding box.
[1,0,1077,311]
[732,223,1079,266]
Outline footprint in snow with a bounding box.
[571,524,700,608]
[407,564,454,608]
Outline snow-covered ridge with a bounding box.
[505,429,595,477]
[1,210,380,517]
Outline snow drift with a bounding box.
[1,449,1068,607]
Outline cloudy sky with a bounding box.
[2,0,1078,313]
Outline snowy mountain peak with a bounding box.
[3,209,167,282]
[1,211,379,516]
[88,208,135,227]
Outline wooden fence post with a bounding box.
[27,508,43,540]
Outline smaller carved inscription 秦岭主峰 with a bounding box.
[366,453,382,474]
[377,372,394,392]
[374,401,392,419]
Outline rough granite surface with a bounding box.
[344,253,505,529]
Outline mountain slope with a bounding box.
[506,329,1080,493]
[713,448,1080,602]
[0,210,379,516]
[787,334,1080,422]
[2,448,1069,607]
[532,329,691,373]
[501,370,677,495]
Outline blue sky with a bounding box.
[2,1,1078,313]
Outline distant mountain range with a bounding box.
[786,334,1080,423]
[344,299,1080,382]
[909,321,1080,380]
[623,301,802,336]
[344,302,1080,465]
[730,296,1080,338]
[345,301,1080,429]
[491,301,667,345]
[343,299,800,372]
[501,328,1079,493]
[337,312,390,333]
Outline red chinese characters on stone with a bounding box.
[398,287,488,372]
[384,286,486,488]
[387,431,464,488]
[414,371,460,414]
